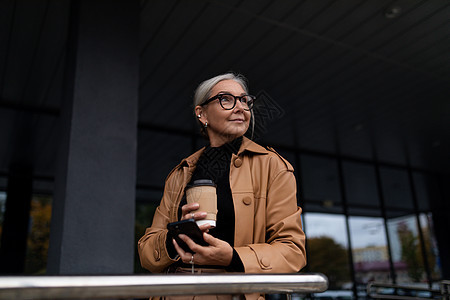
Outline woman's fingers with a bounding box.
[172,238,193,264]
[172,238,187,256]
[198,223,212,232]
[180,203,208,221]
[177,233,233,266]
[202,232,218,245]
[178,234,203,253]
[180,203,199,220]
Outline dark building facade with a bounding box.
[0,0,449,298]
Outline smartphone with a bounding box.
[167,219,208,253]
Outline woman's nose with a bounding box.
[234,98,245,112]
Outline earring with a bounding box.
[197,114,201,118]
[204,122,208,128]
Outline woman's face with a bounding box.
[196,79,251,147]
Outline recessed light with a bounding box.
[384,6,402,19]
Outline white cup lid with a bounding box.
[196,220,216,228]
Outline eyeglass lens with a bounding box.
[219,94,253,110]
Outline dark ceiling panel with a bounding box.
[259,0,303,21]
[1,0,449,193]
[22,0,69,106]
[284,0,336,30]
[0,0,16,97]
[1,1,48,102]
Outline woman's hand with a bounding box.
[173,232,234,267]
[180,202,211,232]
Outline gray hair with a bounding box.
[193,73,255,140]
[193,73,249,107]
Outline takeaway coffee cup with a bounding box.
[186,179,217,227]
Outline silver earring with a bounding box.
[204,122,208,128]
[197,114,201,118]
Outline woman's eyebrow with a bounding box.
[216,91,247,95]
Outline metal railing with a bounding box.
[0,273,328,299]
[441,281,450,300]
[367,281,448,300]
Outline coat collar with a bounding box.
[238,136,268,155]
[178,136,268,170]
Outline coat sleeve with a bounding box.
[235,158,307,273]
[137,170,182,273]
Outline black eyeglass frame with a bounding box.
[200,93,256,111]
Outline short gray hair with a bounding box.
[193,73,249,107]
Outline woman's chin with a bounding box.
[225,128,247,139]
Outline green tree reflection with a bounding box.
[308,236,350,289]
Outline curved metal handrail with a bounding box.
[0,273,328,299]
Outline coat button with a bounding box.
[261,257,270,268]
[234,158,243,168]
[242,196,252,205]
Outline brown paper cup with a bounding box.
[186,179,217,227]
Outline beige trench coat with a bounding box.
[138,137,307,299]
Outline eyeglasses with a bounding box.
[201,93,256,111]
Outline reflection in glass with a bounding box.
[349,216,390,285]
[0,191,6,251]
[304,213,351,290]
[419,213,442,280]
[135,201,158,273]
[387,215,425,283]
[25,195,52,274]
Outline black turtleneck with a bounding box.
[168,137,244,271]
[190,136,242,244]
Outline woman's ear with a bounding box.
[195,106,207,124]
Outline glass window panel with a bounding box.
[135,201,159,273]
[33,179,54,196]
[413,172,441,212]
[349,216,390,285]
[25,195,52,274]
[137,132,192,187]
[386,214,426,283]
[300,155,342,212]
[136,189,163,204]
[343,161,380,208]
[441,175,450,201]
[275,149,296,170]
[380,167,414,211]
[0,191,6,249]
[302,201,345,215]
[348,207,382,217]
[419,213,442,281]
[304,213,351,290]
[0,177,7,190]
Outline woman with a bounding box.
[138,73,306,298]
